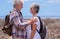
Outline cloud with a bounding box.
[7,0,42,3]
[24,0,42,2]
[24,0,31,1]
[7,0,36,3]
[7,0,13,4]
[47,0,60,3]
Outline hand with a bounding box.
[30,18,37,24]
[30,37,33,39]
[19,26,26,31]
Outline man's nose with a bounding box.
[21,5,23,8]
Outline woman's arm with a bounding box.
[26,18,37,28]
[30,23,37,39]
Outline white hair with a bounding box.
[31,3,40,13]
[13,0,24,5]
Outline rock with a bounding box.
[0,18,60,39]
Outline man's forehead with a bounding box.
[13,0,24,5]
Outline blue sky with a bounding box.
[0,0,60,19]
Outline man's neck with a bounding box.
[14,8,21,12]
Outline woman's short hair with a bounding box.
[31,3,40,13]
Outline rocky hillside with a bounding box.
[0,18,60,39]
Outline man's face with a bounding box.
[16,3,23,10]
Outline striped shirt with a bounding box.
[9,8,28,37]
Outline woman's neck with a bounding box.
[33,13,36,16]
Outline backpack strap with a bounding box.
[31,16,43,33]
[37,16,47,39]
[20,12,23,16]
[37,16,43,33]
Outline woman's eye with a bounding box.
[30,8,32,9]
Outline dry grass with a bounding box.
[0,18,60,39]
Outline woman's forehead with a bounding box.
[30,3,40,8]
[30,5,34,8]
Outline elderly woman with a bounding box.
[26,3,41,39]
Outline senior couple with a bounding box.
[10,0,41,39]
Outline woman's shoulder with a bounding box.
[34,16,39,21]
[32,16,39,25]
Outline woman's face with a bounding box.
[30,6,35,15]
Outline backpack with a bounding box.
[31,16,47,39]
[2,15,12,36]
[2,12,23,36]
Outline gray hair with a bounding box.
[13,0,23,7]
[31,3,40,13]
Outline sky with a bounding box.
[0,0,60,19]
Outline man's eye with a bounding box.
[31,8,33,9]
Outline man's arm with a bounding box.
[10,11,32,27]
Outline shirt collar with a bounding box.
[13,8,20,13]
[33,14,38,17]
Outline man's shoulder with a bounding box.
[10,10,18,16]
[9,10,18,18]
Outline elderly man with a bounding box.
[9,0,36,39]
